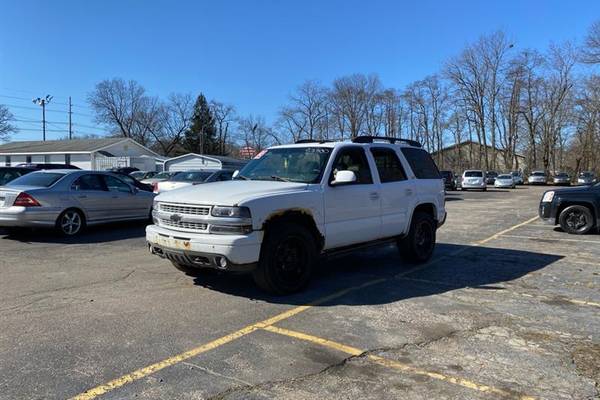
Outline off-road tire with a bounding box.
[559,205,595,235]
[398,212,436,263]
[253,223,316,295]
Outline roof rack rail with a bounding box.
[351,136,422,147]
[294,139,335,144]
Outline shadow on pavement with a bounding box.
[191,242,563,306]
[0,220,148,244]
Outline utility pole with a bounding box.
[32,95,53,141]
[68,96,72,140]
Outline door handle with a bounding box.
[405,189,414,196]
[111,195,119,199]
[78,195,87,199]
[369,192,380,200]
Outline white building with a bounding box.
[0,138,163,171]
[164,153,247,172]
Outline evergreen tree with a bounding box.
[183,93,217,154]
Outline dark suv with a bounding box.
[440,170,456,191]
[539,183,600,234]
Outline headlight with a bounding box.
[211,206,251,218]
[541,191,555,203]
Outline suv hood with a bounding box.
[155,180,309,206]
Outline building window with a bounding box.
[44,155,51,163]
[5,156,11,167]
[26,155,32,163]
[65,154,71,165]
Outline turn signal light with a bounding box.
[14,192,41,207]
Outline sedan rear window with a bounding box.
[464,171,483,177]
[7,172,65,187]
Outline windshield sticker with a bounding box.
[306,148,330,153]
[254,149,268,159]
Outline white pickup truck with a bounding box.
[147,136,446,294]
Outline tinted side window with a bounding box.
[370,148,407,183]
[103,175,131,193]
[72,174,106,191]
[330,147,373,184]
[400,148,440,179]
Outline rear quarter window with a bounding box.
[400,148,440,179]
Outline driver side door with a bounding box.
[323,146,381,249]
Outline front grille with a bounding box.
[159,218,208,231]
[160,203,210,216]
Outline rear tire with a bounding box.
[253,223,316,295]
[56,209,85,236]
[559,205,595,235]
[398,212,436,263]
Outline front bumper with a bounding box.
[494,182,514,188]
[146,224,263,271]
[0,206,59,228]
[538,202,557,224]
[529,179,546,185]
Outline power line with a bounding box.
[4,103,94,117]
[0,94,95,112]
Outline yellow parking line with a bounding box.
[475,216,540,246]
[501,234,600,244]
[262,325,535,400]
[70,216,539,400]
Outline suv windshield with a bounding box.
[172,171,213,182]
[7,172,65,187]
[532,172,545,176]
[464,171,483,177]
[498,175,512,179]
[238,147,332,183]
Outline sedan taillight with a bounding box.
[14,192,41,207]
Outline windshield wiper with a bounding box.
[270,175,291,182]
[235,174,249,180]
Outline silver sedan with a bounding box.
[0,170,155,236]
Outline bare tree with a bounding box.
[237,115,280,152]
[88,78,162,146]
[277,81,329,142]
[0,105,17,141]
[151,93,194,156]
[581,20,600,64]
[329,74,382,138]
[210,101,236,155]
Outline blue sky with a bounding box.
[1,0,599,142]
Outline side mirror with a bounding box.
[331,170,357,186]
[232,170,240,179]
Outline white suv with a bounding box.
[146,137,446,294]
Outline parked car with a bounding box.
[15,163,80,170]
[0,170,155,236]
[539,182,599,234]
[528,171,547,185]
[107,166,139,175]
[577,171,596,186]
[485,170,498,185]
[460,170,487,191]
[511,171,524,185]
[147,136,446,294]
[130,171,157,181]
[140,171,176,185]
[154,170,234,193]
[0,167,36,186]
[494,174,515,189]
[553,172,571,186]
[440,170,456,191]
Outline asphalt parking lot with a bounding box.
[1,186,599,400]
